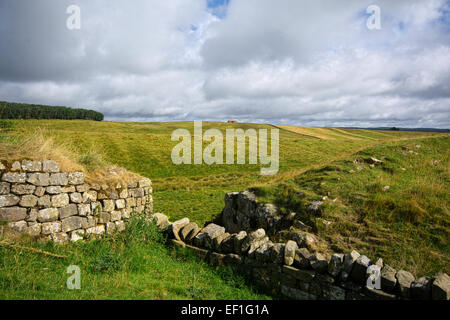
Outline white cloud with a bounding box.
[0,0,449,128]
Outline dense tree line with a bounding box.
[0,101,104,121]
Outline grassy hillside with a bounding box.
[0,120,448,279]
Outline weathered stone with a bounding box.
[284,240,298,266]
[38,208,59,222]
[106,222,116,234]
[21,160,42,172]
[19,195,38,207]
[199,223,226,249]
[167,218,190,241]
[381,264,397,292]
[119,207,129,220]
[294,248,312,269]
[11,184,35,195]
[49,173,68,186]
[411,277,433,300]
[213,232,231,252]
[179,222,200,242]
[149,213,169,230]
[26,208,38,222]
[38,195,51,208]
[70,230,85,242]
[219,234,236,253]
[233,231,247,254]
[76,184,89,193]
[62,216,84,233]
[68,172,84,185]
[309,252,328,273]
[119,188,128,199]
[351,255,371,284]
[328,253,344,277]
[46,186,62,195]
[51,193,69,207]
[27,173,50,186]
[396,270,415,298]
[283,265,316,282]
[432,272,450,300]
[41,221,62,235]
[91,201,101,213]
[8,220,28,233]
[252,241,273,262]
[103,199,115,212]
[82,216,96,229]
[2,173,26,183]
[126,197,136,207]
[129,188,144,198]
[34,186,45,197]
[241,228,266,253]
[82,190,97,203]
[86,225,105,235]
[61,186,76,193]
[59,204,78,219]
[292,231,317,250]
[11,161,21,171]
[26,223,41,236]
[281,285,316,300]
[108,189,119,200]
[247,236,269,255]
[115,199,126,209]
[341,250,360,281]
[110,211,121,222]
[98,212,111,223]
[52,232,69,244]
[270,243,285,265]
[77,203,91,216]
[0,182,10,194]
[0,194,20,207]
[42,160,60,173]
[70,192,83,203]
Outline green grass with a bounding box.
[0,119,448,286]
[0,215,271,300]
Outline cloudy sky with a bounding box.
[0,0,449,128]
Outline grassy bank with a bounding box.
[255,136,450,276]
[0,215,271,300]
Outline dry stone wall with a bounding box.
[152,191,450,301]
[0,159,152,243]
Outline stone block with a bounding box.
[59,204,78,219]
[49,173,68,186]
[37,208,59,222]
[42,160,60,173]
[27,173,50,186]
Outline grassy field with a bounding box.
[0,119,448,296]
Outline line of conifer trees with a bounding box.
[0,101,104,121]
